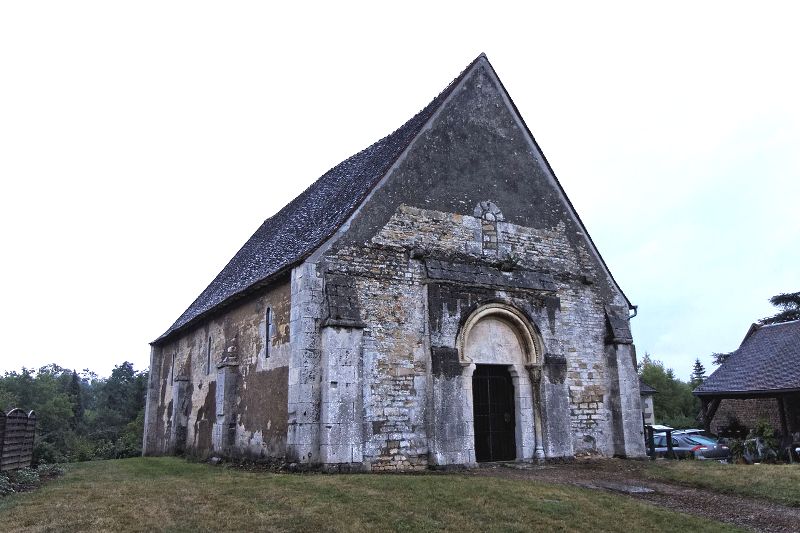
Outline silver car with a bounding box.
[653,433,730,460]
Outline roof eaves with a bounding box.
[693,387,800,397]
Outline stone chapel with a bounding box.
[143,54,646,470]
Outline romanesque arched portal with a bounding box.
[457,304,544,463]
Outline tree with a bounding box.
[711,351,732,366]
[638,353,700,428]
[690,358,707,388]
[0,361,148,463]
[761,291,800,325]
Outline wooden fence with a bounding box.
[0,409,36,472]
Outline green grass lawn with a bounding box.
[0,458,740,532]
[644,460,800,507]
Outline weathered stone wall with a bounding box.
[144,56,646,467]
[316,202,642,468]
[304,56,645,468]
[143,277,292,459]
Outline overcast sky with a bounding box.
[1,2,798,381]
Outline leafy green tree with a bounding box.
[761,291,800,325]
[67,371,84,429]
[639,353,699,428]
[711,351,732,366]
[0,361,148,463]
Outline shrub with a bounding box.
[745,420,779,463]
[11,467,40,487]
[33,440,67,465]
[0,474,14,496]
[36,463,65,477]
[727,438,745,463]
[751,419,779,450]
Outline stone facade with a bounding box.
[143,56,646,470]
[641,394,655,426]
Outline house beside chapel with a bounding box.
[142,54,646,470]
[695,320,800,443]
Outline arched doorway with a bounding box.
[457,304,544,463]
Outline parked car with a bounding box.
[653,433,730,460]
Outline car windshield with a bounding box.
[685,435,716,446]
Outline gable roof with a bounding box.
[694,320,800,396]
[154,54,634,345]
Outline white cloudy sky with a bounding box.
[1,2,798,380]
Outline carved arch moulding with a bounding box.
[456,303,543,368]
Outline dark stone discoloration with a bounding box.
[236,366,289,458]
[323,274,365,328]
[545,354,568,384]
[430,346,461,378]
[425,259,556,292]
[193,380,215,456]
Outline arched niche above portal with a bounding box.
[457,303,542,367]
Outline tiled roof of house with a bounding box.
[639,379,657,395]
[694,320,800,395]
[153,55,484,344]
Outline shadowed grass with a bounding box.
[0,457,741,532]
[644,460,800,507]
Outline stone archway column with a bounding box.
[526,364,546,463]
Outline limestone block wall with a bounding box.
[143,277,292,459]
[285,262,324,464]
[316,244,430,471]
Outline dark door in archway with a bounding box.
[472,365,516,462]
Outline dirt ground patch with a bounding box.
[467,459,800,533]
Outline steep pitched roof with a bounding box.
[694,320,800,395]
[154,54,635,345]
[153,56,484,344]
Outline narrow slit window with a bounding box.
[265,307,273,359]
[171,352,175,384]
[206,336,212,374]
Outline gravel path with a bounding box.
[467,459,800,533]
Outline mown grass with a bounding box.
[644,460,800,507]
[0,457,741,532]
